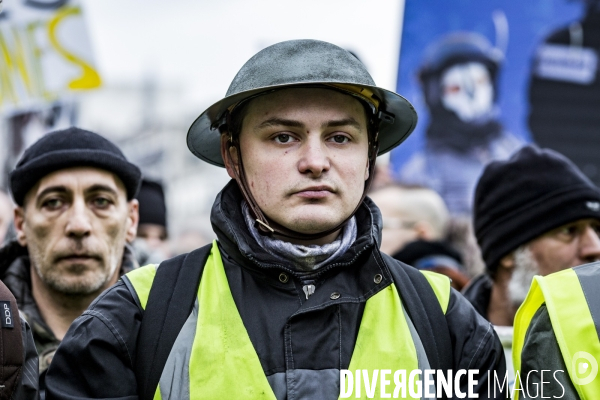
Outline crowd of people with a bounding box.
[0,38,598,400]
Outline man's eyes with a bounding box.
[555,223,600,238]
[274,134,294,143]
[557,225,578,237]
[329,135,350,144]
[42,198,64,210]
[272,133,351,144]
[92,197,113,208]
[41,196,113,210]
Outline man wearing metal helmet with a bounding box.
[46,40,506,399]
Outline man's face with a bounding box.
[225,88,370,235]
[507,219,600,308]
[14,167,139,295]
[526,218,600,275]
[137,223,167,249]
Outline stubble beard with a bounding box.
[31,252,120,296]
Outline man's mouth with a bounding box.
[57,254,100,263]
[294,186,335,199]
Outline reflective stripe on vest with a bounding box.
[125,241,451,400]
[513,263,600,400]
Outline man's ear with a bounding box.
[125,199,139,243]
[500,253,515,269]
[364,159,370,181]
[221,134,239,179]
[14,207,27,247]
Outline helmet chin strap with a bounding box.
[226,134,379,242]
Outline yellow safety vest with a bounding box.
[513,262,600,399]
[126,241,450,400]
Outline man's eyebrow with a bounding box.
[321,118,362,131]
[256,118,305,129]
[86,184,119,196]
[256,117,363,131]
[37,186,68,200]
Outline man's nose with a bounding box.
[579,225,600,263]
[65,198,92,238]
[297,138,330,177]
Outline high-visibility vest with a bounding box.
[513,262,600,400]
[126,241,450,400]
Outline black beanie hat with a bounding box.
[137,179,167,228]
[474,144,600,274]
[10,127,142,206]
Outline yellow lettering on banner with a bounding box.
[26,20,54,101]
[48,6,101,90]
[0,27,34,104]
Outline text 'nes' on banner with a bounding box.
[0,0,101,112]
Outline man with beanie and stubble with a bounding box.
[0,127,141,397]
[463,144,600,326]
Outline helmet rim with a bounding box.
[186,39,418,167]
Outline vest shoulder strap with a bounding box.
[0,280,24,400]
[134,243,213,400]
[381,253,454,375]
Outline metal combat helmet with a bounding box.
[186,39,418,239]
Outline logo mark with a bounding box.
[572,351,598,386]
[586,201,600,212]
[0,302,13,329]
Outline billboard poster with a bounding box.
[390,0,597,216]
[0,0,99,186]
[0,0,100,112]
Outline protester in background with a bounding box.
[0,190,13,244]
[398,31,523,215]
[464,145,600,394]
[0,127,141,397]
[513,261,600,399]
[46,39,506,399]
[369,184,470,289]
[133,179,170,265]
[465,144,600,326]
[369,184,450,254]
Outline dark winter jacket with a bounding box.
[45,181,507,399]
[462,273,493,321]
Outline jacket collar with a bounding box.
[210,180,383,277]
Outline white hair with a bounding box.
[370,185,450,239]
[507,245,540,308]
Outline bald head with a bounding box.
[369,185,450,255]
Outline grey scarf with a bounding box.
[242,202,357,272]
